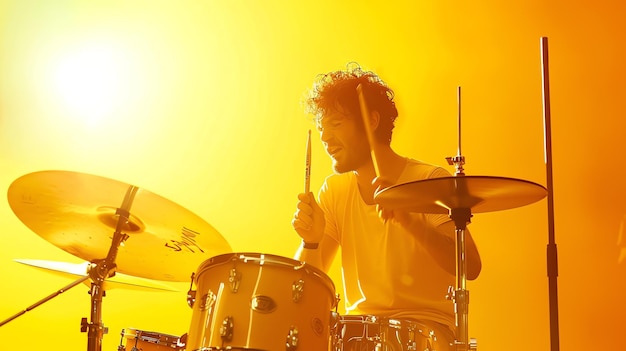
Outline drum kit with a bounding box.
[0,162,547,351]
[0,39,556,351]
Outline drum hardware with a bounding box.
[220,316,235,341]
[117,329,127,351]
[331,315,443,351]
[2,170,232,351]
[229,267,242,292]
[286,326,300,351]
[292,279,305,302]
[187,272,197,308]
[374,87,548,351]
[204,291,218,311]
[0,274,90,327]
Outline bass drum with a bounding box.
[331,315,454,351]
[185,253,337,351]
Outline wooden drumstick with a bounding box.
[304,129,311,193]
[356,83,381,178]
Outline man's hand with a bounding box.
[292,192,325,244]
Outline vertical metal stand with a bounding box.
[446,86,476,351]
[450,208,474,351]
[81,185,139,351]
[540,36,560,351]
[85,282,106,351]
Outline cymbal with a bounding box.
[374,175,547,214]
[14,259,178,292]
[7,170,231,281]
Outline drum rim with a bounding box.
[334,315,437,329]
[195,252,337,307]
[121,328,181,347]
[122,327,181,338]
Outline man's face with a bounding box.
[317,111,371,174]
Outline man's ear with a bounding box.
[369,110,380,132]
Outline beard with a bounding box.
[331,159,349,174]
[330,149,371,174]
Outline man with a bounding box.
[292,63,481,349]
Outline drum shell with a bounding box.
[186,253,337,351]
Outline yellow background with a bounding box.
[1,1,625,350]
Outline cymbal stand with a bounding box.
[445,86,476,351]
[82,185,138,351]
[0,185,139,351]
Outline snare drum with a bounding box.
[120,328,183,351]
[331,315,454,351]
[185,252,337,351]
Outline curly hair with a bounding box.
[304,62,398,142]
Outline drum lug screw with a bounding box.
[220,316,234,341]
[407,325,416,350]
[292,279,305,302]
[285,326,299,351]
[186,290,196,309]
[200,291,216,311]
[229,268,241,293]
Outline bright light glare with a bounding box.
[54,44,129,126]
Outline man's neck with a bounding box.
[354,147,406,205]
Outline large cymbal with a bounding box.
[7,170,231,281]
[374,175,547,214]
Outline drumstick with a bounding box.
[304,129,311,193]
[356,83,381,178]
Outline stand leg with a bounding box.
[0,276,89,327]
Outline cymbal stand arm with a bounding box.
[84,185,138,351]
[450,207,476,351]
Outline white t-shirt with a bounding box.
[319,158,455,329]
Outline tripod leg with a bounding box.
[0,275,89,327]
